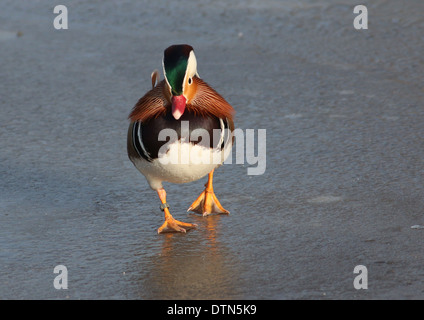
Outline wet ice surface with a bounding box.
[1,0,424,299]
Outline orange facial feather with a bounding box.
[187,77,235,120]
[128,81,168,122]
[128,77,235,123]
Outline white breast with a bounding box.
[132,138,232,190]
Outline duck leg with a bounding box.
[157,188,197,234]
[188,169,230,216]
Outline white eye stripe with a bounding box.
[182,51,197,92]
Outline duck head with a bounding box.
[163,44,199,120]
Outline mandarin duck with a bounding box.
[127,44,235,233]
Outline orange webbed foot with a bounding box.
[156,188,197,234]
[157,217,197,234]
[188,169,230,216]
[188,189,230,217]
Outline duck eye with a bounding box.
[188,77,192,85]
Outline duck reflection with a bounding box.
[135,214,243,299]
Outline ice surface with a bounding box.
[1,0,424,299]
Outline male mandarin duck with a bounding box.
[127,44,235,233]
